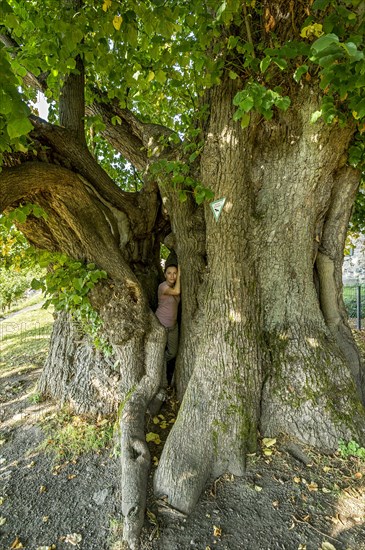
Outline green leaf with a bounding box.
[311,33,339,54]
[239,96,254,112]
[275,96,291,111]
[260,56,271,73]
[240,112,250,129]
[31,278,43,290]
[311,110,322,123]
[178,190,187,202]
[7,116,33,139]
[155,69,167,84]
[216,2,227,20]
[293,65,308,83]
[229,70,239,80]
[273,58,287,70]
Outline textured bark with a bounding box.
[253,92,365,448]
[154,86,365,515]
[38,312,120,414]
[155,79,263,514]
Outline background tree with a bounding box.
[1,0,365,547]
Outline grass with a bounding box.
[1,290,45,316]
[40,407,115,461]
[0,296,54,377]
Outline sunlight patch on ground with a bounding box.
[331,488,365,538]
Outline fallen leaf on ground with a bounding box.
[147,510,158,525]
[146,432,161,445]
[254,485,262,492]
[0,516,7,525]
[10,537,23,549]
[39,485,47,493]
[36,546,56,550]
[307,482,318,492]
[213,525,222,537]
[352,516,362,523]
[42,515,50,522]
[0,496,4,505]
[68,474,77,480]
[262,437,276,448]
[152,456,159,466]
[321,542,337,550]
[64,533,82,545]
[152,416,159,425]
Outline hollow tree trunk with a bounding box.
[155,80,263,514]
[155,83,365,514]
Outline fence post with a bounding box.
[357,285,362,330]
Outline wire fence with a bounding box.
[343,284,365,330]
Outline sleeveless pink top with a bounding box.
[155,281,180,328]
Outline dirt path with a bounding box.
[0,313,365,549]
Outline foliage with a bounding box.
[342,285,365,318]
[338,439,365,459]
[40,407,115,461]
[0,42,33,161]
[0,205,46,310]
[1,0,363,149]
[150,157,214,204]
[1,204,110,351]
[30,253,110,352]
[0,204,46,269]
[0,296,54,374]
[0,267,40,311]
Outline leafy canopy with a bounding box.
[0,0,364,190]
[1,0,364,137]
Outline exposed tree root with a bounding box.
[120,314,166,549]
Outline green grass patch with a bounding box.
[40,407,115,461]
[338,439,365,460]
[4,290,45,315]
[0,302,54,376]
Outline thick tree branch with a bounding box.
[59,54,86,143]
[29,116,142,217]
[0,161,134,281]
[86,95,178,172]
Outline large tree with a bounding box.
[1,0,365,547]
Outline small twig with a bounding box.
[156,498,188,518]
[243,3,255,58]
[292,515,341,543]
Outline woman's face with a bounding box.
[165,266,177,286]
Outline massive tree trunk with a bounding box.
[154,83,365,514]
[1,30,365,549]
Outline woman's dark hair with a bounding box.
[164,263,177,274]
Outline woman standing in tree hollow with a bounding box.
[155,263,181,387]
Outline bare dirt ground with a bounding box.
[0,306,365,550]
